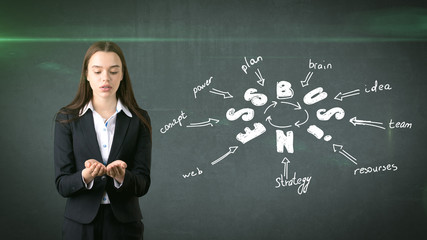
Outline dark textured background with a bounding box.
[0,0,426,239]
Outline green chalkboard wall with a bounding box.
[1,0,426,239]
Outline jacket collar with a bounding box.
[79,99,133,118]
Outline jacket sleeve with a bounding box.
[117,110,151,197]
[54,113,86,197]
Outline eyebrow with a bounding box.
[91,65,121,69]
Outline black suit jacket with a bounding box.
[54,109,151,224]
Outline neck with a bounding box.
[92,96,117,115]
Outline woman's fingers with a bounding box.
[90,162,106,177]
[107,164,119,177]
[106,162,125,183]
[85,159,97,168]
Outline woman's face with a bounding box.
[86,51,123,101]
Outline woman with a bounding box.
[54,41,152,240]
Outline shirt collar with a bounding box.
[79,99,133,118]
[116,99,133,117]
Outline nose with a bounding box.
[101,70,110,82]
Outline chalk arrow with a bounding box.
[334,89,360,101]
[211,146,239,165]
[264,101,278,114]
[300,71,313,87]
[281,157,290,179]
[187,118,220,128]
[294,109,309,128]
[333,144,357,165]
[280,101,301,110]
[349,117,385,130]
[209,88,233,99]
[266,116,292,129]
[264,101,301,115]
[255,68,265,86]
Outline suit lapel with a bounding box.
[80,111,103,162]
[107,111,131,164]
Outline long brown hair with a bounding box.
[58,41,151,136]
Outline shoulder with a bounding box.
[130,108,151,134]
[140,109,150,122]
[132,108,150,122]
[55,107,79,124]
[55,111,70,122]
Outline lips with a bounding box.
[100,85,112,91]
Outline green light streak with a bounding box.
[359,7,427,38]
[37,62,75,75]
[0,37,200,43]
[0,37,426,43]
